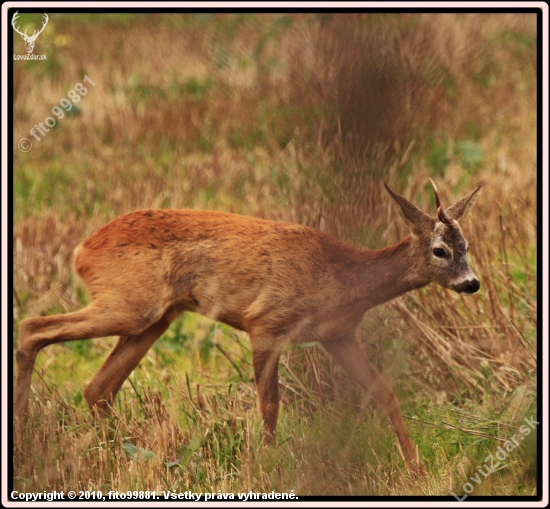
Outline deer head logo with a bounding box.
[12,11,49,54]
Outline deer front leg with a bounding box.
[251,343,282,444]
[321,336,425,476]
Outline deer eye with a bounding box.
[433,248,446,258]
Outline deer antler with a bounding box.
[11,11,27,38]
[33,13,49,39]
[429,178,452,225]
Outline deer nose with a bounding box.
[456,279,480,295]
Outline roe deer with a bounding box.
[14,179,481,474]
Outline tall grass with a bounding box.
[13,13,538,496]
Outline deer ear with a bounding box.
[445,185,482,222]
[384,183,433,236]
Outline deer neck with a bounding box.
[351,236,428,311]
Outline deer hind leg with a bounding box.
[321,336,425,475]
[14,299,165,423]
[83,308,181,416]
[250,340,282,443]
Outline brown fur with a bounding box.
[14,183,481,475]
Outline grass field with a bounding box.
[12,13,538,496]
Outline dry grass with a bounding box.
[12,13,538,496]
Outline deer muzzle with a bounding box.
[454,278,480,295]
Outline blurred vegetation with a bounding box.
[13,13,537,496]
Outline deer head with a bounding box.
[385,179,482,295]
[12,11,49,54]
